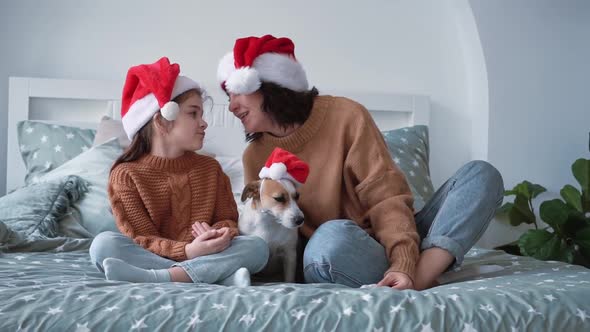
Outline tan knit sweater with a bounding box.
[108,152,238,261]
[243,95,420,280]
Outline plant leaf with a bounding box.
[561,184,582,212]
[572,159,590,213]
[540,199,569,227]
[512,181,546,200]
[519,229,561,260]
[558,246,575,263]
[495,241,521,255]
[575,227,590,250]
[563,209,590,239]
[498,202,514,214]
[583,190,590,215]
[572,158,590,193]
[528,183,547,200]
[504,189,517,197]
[508,195,536,226]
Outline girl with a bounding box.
[89,57,269,286]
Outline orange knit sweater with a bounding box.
[108,152,238,261]
[243,96,420,281]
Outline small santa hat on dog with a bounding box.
[217,34,309,95]
[259,148,310,187]
[121,57,202,140]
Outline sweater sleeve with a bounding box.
[108,168,189,261]
[211,165,239,237]
[343,107,420,282]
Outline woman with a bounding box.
[217,35,504,290]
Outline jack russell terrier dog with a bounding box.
[238,148,310,283]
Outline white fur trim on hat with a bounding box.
[217,52,236,86]
[171,75,201,99]
[218,52,308,94]
[225,67,261,95]
[254,53,308,92]
[122,93,159,140]
[258,162,302,187]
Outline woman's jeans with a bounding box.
[90,232,269,284]
[303,160,504,287]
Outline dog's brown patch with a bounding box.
[241,180,261,205]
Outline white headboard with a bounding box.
[6,76,430,193]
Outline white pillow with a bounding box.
[39,138,123,236]
[216,155,246,207]
[93,116,131,148]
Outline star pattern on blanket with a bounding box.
[291,309,306,321]
[576,308,588,322]
[75,322,90,332]
[342,307,356,316]
[130,317,147,330]
[0,250,589,331]
[390,304,404,314]
[159,304,173,311]
[47,307,63,315]
[420,323,435,332]
[239,314,256,326]
[187,312,203,327]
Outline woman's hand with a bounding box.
[376,271,414,290]
[185,228,232,259]
[191,222,213,238]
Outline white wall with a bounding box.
[0,0,477,196]
[12,0,571,248]
[470,0,590,248]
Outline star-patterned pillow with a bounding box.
[381,125,434,211]
[17,121,96,185]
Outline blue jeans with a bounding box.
[89,231,269,284]
[303,160,504,287]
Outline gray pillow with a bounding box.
[382,125,434,211]
[39,139,123,237]
[0,175,88,243]
[17,121,96,184]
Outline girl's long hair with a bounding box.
[110,88,203,173]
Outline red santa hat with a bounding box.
[121,57,202,140]
[217,34,309,95]
[258,148,310,187]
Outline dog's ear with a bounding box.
[241,180,261,203]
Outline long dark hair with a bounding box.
[245,82,319,142]
[110,88,203,172]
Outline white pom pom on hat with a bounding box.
[160,101,180,121]
[268,162,287,181]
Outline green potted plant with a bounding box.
[497,158,590,267]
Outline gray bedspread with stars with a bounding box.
[0,248,589,331]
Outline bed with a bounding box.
[1,77,589,331]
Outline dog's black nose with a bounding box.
[295,216,304,226]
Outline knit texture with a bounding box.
[243,96,420,281]
[108,152,238,261]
